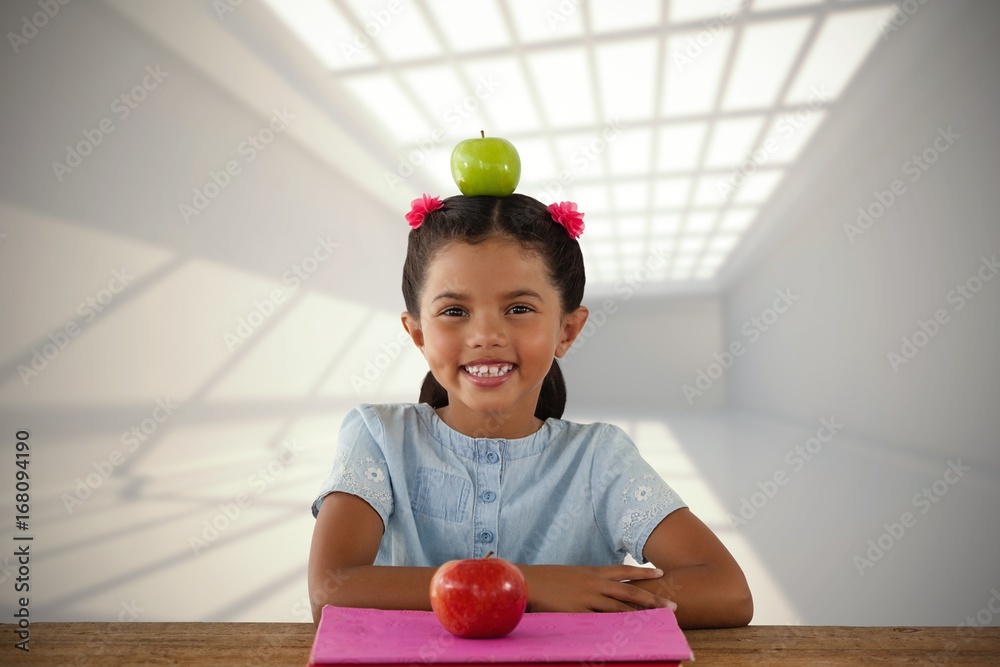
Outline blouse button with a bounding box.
[486,451,499,464]
[481,491,496,503]
[480,530,494,543]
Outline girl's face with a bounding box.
[402,238,588,438]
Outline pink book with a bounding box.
[308,605,694,666]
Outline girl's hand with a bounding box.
[517,564,677,613]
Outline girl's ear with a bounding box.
[401,311,425,351]
[555,306,589,358]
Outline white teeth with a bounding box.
[464,363,514,377]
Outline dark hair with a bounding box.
[402,194,585,421]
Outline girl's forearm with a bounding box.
[310,562,752,627]
[310,565,437,622]
[630,563,753,629]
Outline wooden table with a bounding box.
[5,623,999,666]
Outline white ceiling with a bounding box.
[258,0,898,289]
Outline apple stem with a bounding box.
[484,551,495,559]
[480,130,485,139]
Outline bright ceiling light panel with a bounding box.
[670,0,746,25]
[340,0,441,61]
[590,0,662,34]
[663,29,734,117]
[596,39,658,122]
[260,0,371,70]
[460,57,541,134]
[340,74,431,145]
[784,6,900,103]
[753,0,824,10]
[506,0,584,42]
[526,49,597,127]
[607,128,654,178]
[722,17,813,110]
[423,0,510,53]
[261,0,897,288]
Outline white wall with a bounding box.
[719,0,1000,625]
[3,0,998,628]
[566,294,726,411]
[0,0,732,621]
[0,0,429,622]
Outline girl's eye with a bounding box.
[508,305,534,315]
[441,306,467,317]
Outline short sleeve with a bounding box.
[591,424,687,564]
[311,405,394,526]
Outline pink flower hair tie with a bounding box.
[406,194,444,230]
[547,201,584,239]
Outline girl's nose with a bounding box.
[467,313,507,347]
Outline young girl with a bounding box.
[308,193,752,629]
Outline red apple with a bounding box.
[430,552,528,638]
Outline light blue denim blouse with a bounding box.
[311,403,686,567]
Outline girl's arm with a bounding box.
[308,491,674,620]
[309,492,438,621]
[628,508,754,629]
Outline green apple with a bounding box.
[451,131,521,197]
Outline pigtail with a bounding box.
[536,358,567,420]
[418,371,448,409]
[418,359,566,422]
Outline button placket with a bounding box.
[474,440,503,557]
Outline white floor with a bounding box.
[592,411,803,625]
[572,405,1000,627]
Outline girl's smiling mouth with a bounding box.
[461,360,517,380]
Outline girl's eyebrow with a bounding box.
[431,289,545,303]
[504,289,545,301]
[431,290,465,303]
